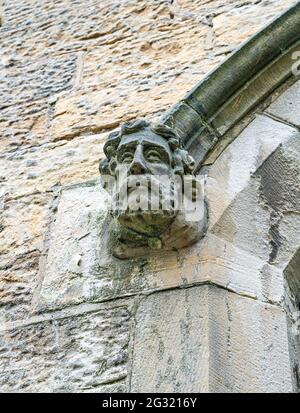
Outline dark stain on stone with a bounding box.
[255,143,300,264]
[256,145,300,213]
[293,363,300,391]
[268,210,283,264]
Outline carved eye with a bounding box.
[120,152,134,163]
[145,150,162,163]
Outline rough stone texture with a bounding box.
[0,299,133,392]
[0,251,40,324]
[1,0,300,393]
[0,193,52,258]
[0,100,50,154]
[0,134,105,200]
[0,56,76,109]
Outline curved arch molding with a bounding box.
[162,2,300,171]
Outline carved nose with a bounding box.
[129,146,147,175]
[129,159,146,175]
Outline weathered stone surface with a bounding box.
[209,120,300,269]
[36,182,284,312]
[0,100,50,154]
[206,115,298,229]
[50,88,165,142]
[212,0,295,49]
[131,286,209,393]
[211,178,271,262]
[208,286,293,393]
[0,56,76,109]
[33,0,296,142]
[0,193,52,259]
[0,192,53,323]
[130,285,293,393]
[36,183,111,311]
[266,80,300,127]
[0,0,299,394]
[0,251,40,324]
[0,299,133,392]
[254,135,300,268]
[0,134,105,199]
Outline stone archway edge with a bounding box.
[162,2,300,170]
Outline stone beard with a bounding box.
[99,119,207,259]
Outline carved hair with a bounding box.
[99,119,195,176]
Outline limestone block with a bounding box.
[211,178,271,262]
[0,134,105,199]
[0,100,49,154]
[213,0,294,49]
[180,233,284,304]
[130,286,210,393]
[3,0,291,146]
[1,1,128,58]
[0,0,299,395]
[266,80,300,127]
[0,0,295,155]
[206,115,298,229]
[78,15,212,121]
[37,182,111,311]
[254,136,300,269]
[0,251,40,324]
[0,56,76,109]
[208,286,293,393]
[211,131,300,269]
[0,192,52,322]
[0,299,134,392]
[36,181,284,312]
[130,285,293,393]
[0,193,52,259]
[51,88,165,142]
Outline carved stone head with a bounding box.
[99,119,207,258]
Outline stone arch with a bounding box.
[162,2,300,170]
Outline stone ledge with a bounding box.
[32,181,285,314]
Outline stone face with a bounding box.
[0,299,134,392]
[99,119,206,258]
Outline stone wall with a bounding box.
[0,0,299,392]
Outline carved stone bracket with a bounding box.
[99,119,207,258]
